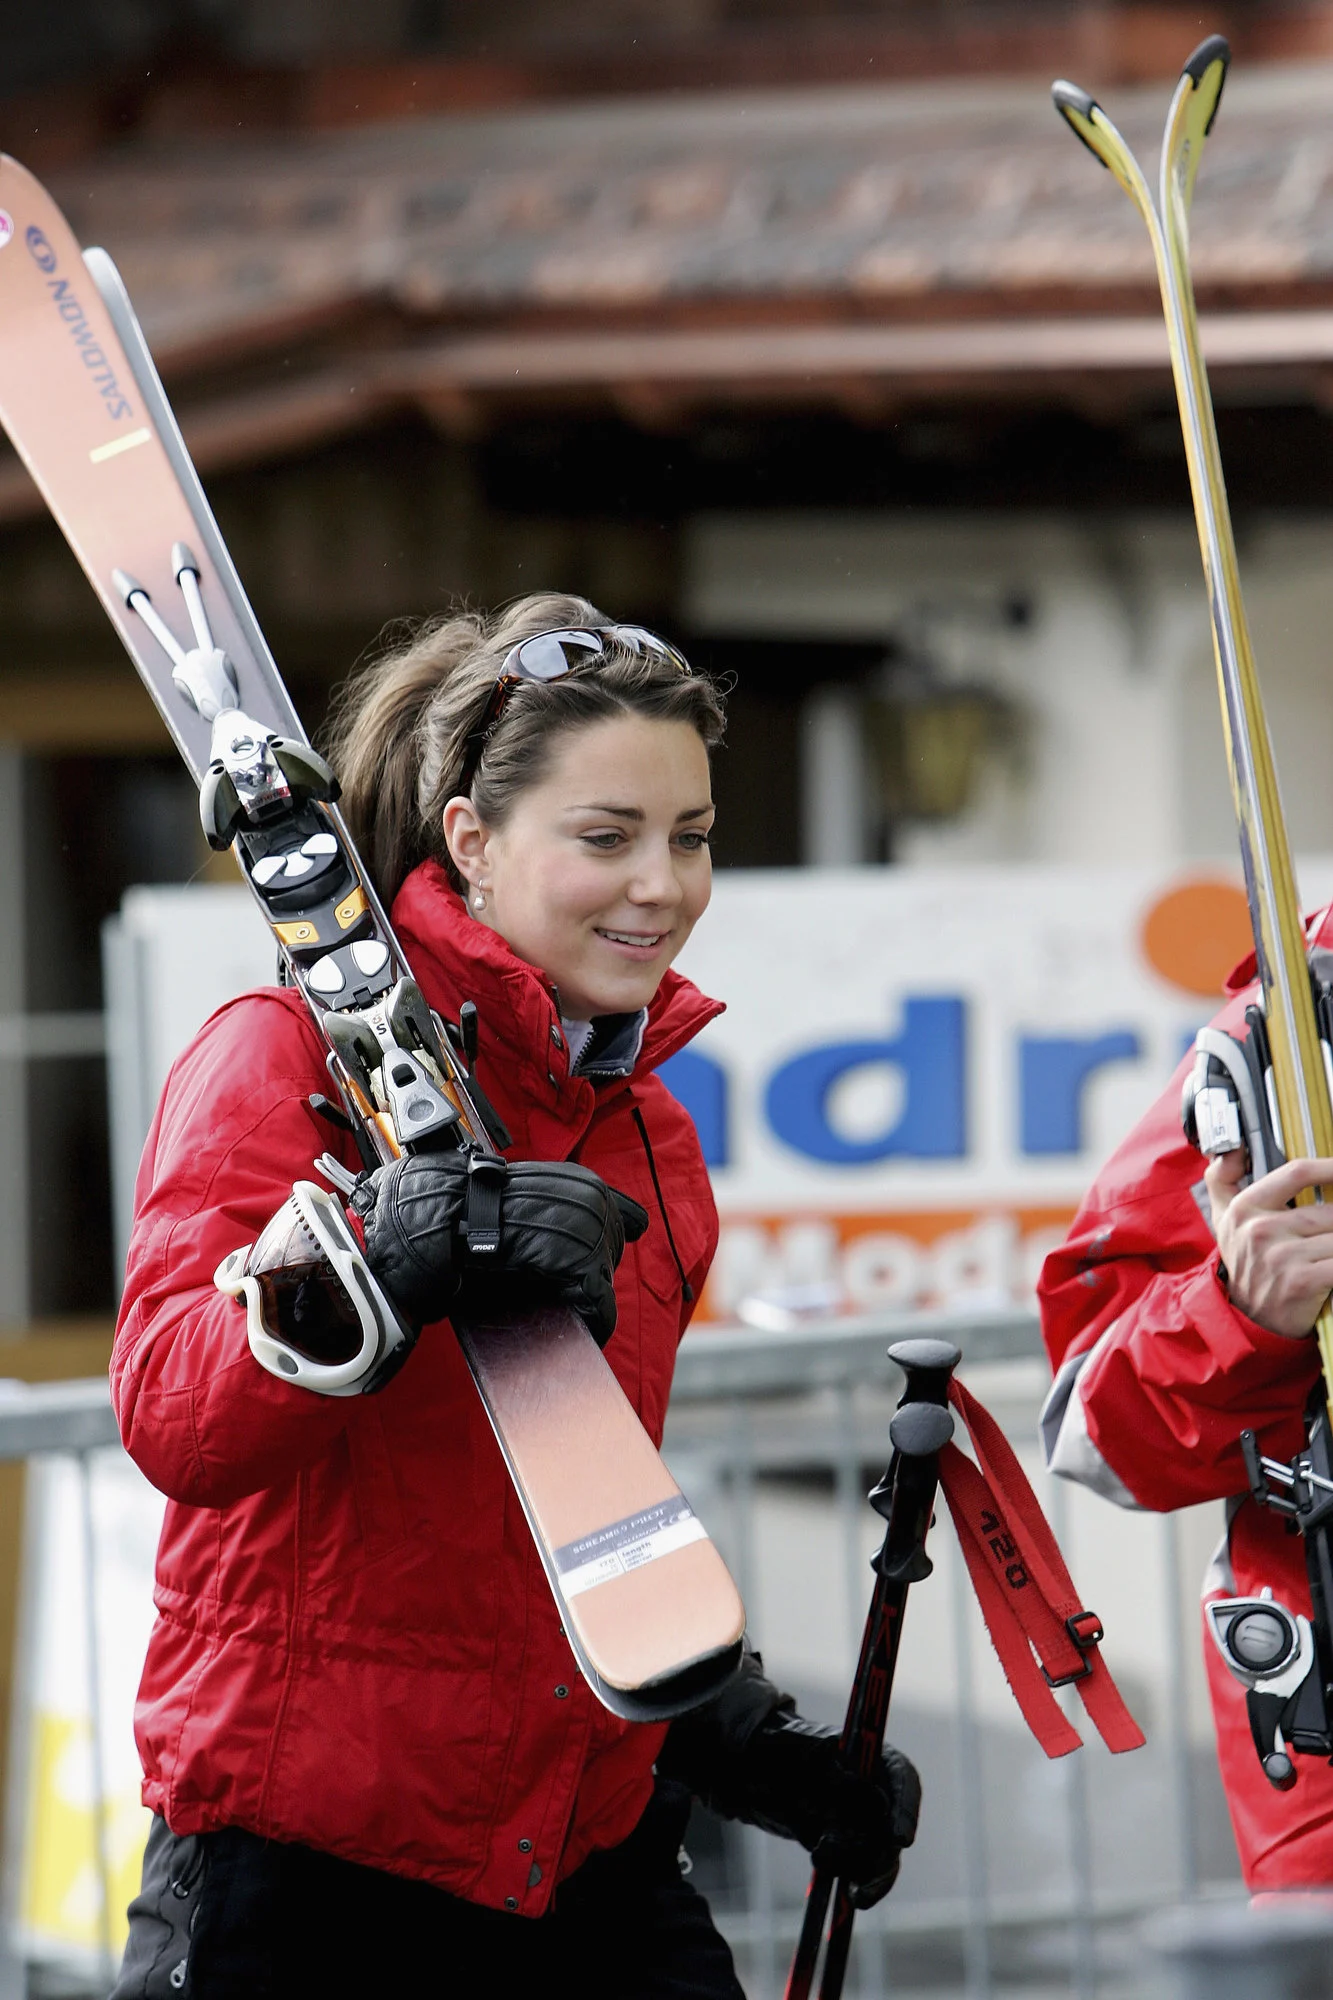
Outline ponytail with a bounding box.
[324,610,484,908]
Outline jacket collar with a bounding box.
[568,1010,648,1081]
[390,860,723,1087]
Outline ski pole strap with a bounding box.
[937,1380,1145,1759]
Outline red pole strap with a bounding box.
[937,1381,1145,1760]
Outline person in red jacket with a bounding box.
[1038,901,1333,1891]
[110,593,920,2000]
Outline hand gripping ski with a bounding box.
[0,154,745,1723]
[1054,41,1333,1783]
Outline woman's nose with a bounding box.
[628,841,684,906]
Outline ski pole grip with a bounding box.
[873,1338,961,1575]
[889,1400,955,1459]
[888,1337,962,1409]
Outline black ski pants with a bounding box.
[112,1778,746,1999]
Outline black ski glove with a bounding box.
[357,1150,648,1347]
[658,1645,920,1909]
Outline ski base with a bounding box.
[461,1313,745,1720]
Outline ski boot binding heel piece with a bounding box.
[1207,1589,1329,1788]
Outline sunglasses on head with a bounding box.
[455,625,692,798]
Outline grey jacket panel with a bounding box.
[1039,1329,1144,1512]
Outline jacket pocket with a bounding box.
[634,1193,715,1308]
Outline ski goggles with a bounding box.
[215,1179,411,1397]
[456,625,692,798]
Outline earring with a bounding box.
[473,887,486,911]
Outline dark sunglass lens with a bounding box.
[516,630,603,681]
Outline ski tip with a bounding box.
[1051,81,1110,168]
[1183,34,1231,132]
[1051,79,1096,119]
[1183,32,1231,82]
[110,567,140,604]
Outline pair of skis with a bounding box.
[1054,45,1333,1780]
[0,155,744,1722]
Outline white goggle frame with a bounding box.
[215,1179,410,1398]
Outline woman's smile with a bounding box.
[595,925,670,954]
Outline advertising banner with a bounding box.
[666,866,1329,1323]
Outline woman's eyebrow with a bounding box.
[566,803,714,822]
[568,803,644,820]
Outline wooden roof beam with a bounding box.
[3,310,1333,528]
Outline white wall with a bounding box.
[684,509,1333,872]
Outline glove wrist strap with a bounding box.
[461,1153,507,1262]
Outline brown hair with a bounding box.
[324,593,726,906]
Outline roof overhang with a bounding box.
[4,66,1333,506]
[4,307,1332,524]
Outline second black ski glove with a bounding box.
[357,1151,648,1346]
[659,1645,920,1909]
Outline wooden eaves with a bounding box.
[8,63,1333,514]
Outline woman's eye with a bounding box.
[675,830,712,851]
[581,831,626,850]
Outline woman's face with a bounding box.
[444,714,715,1020]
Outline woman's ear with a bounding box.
[442,797,489,892]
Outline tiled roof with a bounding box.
[47,62,1333,363]
[0,60,1325,524]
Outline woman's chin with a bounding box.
[562,967,663,1019]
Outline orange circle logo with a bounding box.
[1140,878,1253,997]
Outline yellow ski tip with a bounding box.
[1052,80,1111,170]
[1182,34,1230,134]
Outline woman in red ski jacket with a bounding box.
[1039,901,1333,1891]
[110,594,920,2000]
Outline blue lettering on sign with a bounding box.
[657,1048,729,1168]
[1019,1031,1142,1155]
[765,996,967,1164]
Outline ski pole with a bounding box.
[786,1336,960,2000]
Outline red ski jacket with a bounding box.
[111,860,722,1914]
[1038,900,1333,1889]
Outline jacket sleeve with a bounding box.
[111,990,370,1508]
[1037,991,1319,1513]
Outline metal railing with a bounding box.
[0,1313,1247,1999]
[664,1308,1244,2000]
